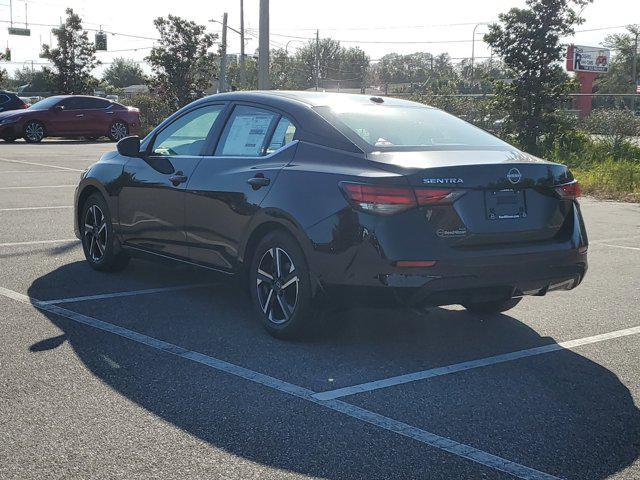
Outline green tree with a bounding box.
[0,69,8,89]
[269,49,307,90]
[40,8,99,94]
[146,15,217,109]
[293,38,369,89]
[11,67,53,93]
[595,26,640,109]
[102,58,146,88]
[485,0,589,154]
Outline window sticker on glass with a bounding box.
[222,113,273,156]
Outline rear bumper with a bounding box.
[320,248,587,308]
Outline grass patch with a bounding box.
[569,159,640,202]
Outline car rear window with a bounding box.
[317,104,509,150]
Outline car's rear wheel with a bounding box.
[249,231,317,339]
[108,121,129,141]
[81,193,130,272]
[463,297,522,314]
[23,121,45,143]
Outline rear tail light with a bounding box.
[556,180,581,200]
[394,260,437,268]
[414,188,463,205]
[21,103,28,109]
[340,182,463,216]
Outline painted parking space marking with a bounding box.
[0,285,561,480]
[312,325,640,401]
[599,244,640,252]
[39,283,219,305]
[0,239,79,248]
[0,206,73,212]
[0,184,76,190]
[2,170,77,174]
[0,157,84,172]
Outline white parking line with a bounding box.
[312,325,640,401]
[0,206,73,212]
[0,157,84,172]
[3,170,75,174]
[0,239,79,248]
[599,244,640,252]
[0,285,561,480]
[39,283,218,305]
[0,184,76,190]
[590,235,640,244]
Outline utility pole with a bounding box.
[239,0,246,85]
[9,0,13,27]
[219,12,228,93]
[315,29,320,91]
[258,0,270,90]
[633,29,638,111]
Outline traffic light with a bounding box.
[95,31,107,51]
[3,48,10,62]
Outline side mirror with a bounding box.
[53,105,64,113]
[117,136,142,158]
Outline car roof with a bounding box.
[195,90,427,109]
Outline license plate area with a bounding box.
[485,189,527,220]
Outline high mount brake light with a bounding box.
[556,181,581,200]
[340,182,463,215]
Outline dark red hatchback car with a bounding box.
[0,95,140,143]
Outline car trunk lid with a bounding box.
[366,149,576,247]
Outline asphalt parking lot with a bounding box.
[0,141,639,480]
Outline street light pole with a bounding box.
[239,0,246,85]
[471,22,489,81]
[258,0,270,90]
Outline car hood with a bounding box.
[0,110,26,120]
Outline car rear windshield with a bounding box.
[318,104,509,150]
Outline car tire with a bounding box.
[249,231,318,339]
[23,121,45,143]
[80,193,130,272]
[463,297,522,314]
[108,121,129,142]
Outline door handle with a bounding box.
[76,114,84,117]
[247,175,270,189]
[169,171,188,186]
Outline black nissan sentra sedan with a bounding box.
[74,91,588,338]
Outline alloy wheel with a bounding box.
[256,247,300,324]
[110,122,128,141]
[83,204,108,262]
[25,122,44,142]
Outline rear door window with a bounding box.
[60,97,83,111]
[266,117,296,154]
[0,94,10,105]
[216,105,278,157]
[84,98,111,109]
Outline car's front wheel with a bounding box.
[23,121,45,143]
[81,193,130,272]
[463,297,522,314]
[108,121,129,141]
[249,231,317,339]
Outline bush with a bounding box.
[571,159,640,202]
[126,93,174,137]
[583,109,640,160]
